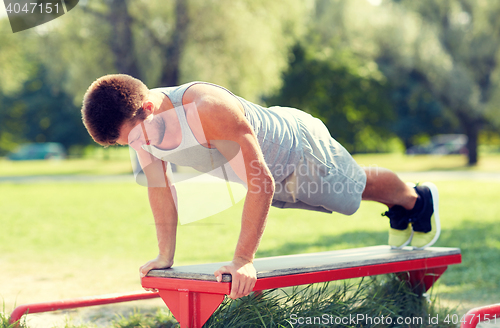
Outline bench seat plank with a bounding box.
[147,245,461,282]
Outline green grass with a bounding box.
[204,276,457,328]
[1,154,500,327]
[0,312,20,328]
[109,308,178,328]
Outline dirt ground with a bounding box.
[1,262,169,327]
[21,298,168,328]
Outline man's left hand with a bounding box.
[214,258,257,299]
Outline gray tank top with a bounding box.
[142,82,302,183]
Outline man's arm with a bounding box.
[186,85,275,299]
[213,135,275,299]
[135,150,179,278]
[139,184,178,276]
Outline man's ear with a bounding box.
[142,100,155,116]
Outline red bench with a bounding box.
[142,245,462,328]
[9,245,460,326]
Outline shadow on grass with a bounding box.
[257,230,387,258]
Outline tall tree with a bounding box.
[38,0,307,99]
[394,0,500,165]
[0,0,308,153]
[306,0,500,164]
[131,0,188,86]
[162,0,189,86]
[107,0,142,79]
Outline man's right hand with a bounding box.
[140,255,174,292]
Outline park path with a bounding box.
[397,171,500,182]
[1,171,500,184]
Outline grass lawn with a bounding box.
[1,153,499,326]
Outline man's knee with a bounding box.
[335,194,362,216]
[342,201,361,216]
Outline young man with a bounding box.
[81,74,440,300]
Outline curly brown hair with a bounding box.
[82,74,149,146]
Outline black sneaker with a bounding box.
[410,182,441,249]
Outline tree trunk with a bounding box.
[160,0,189,86]
[441,99,482,167]
[108,0,142,79]
[464,122,480,166]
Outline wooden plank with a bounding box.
[147,246,461,282]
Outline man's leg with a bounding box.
[361,167,440,249]
[361,166,417,209]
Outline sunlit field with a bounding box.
[1,153,499,326]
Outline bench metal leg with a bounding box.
[142,277,230,328]
[158,290,225,328]
[398,266,448,294]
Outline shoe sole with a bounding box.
[412,182,441,250]
[390,229,414,249]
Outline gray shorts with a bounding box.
[271,111,367,215]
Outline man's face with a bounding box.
[117,120,141,147]
[117,115,164,150]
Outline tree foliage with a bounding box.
[267,44,395,153]
[0,66,90,152]
[397,0,500,165]
[1,0,499,161]
[0,0,307,155]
